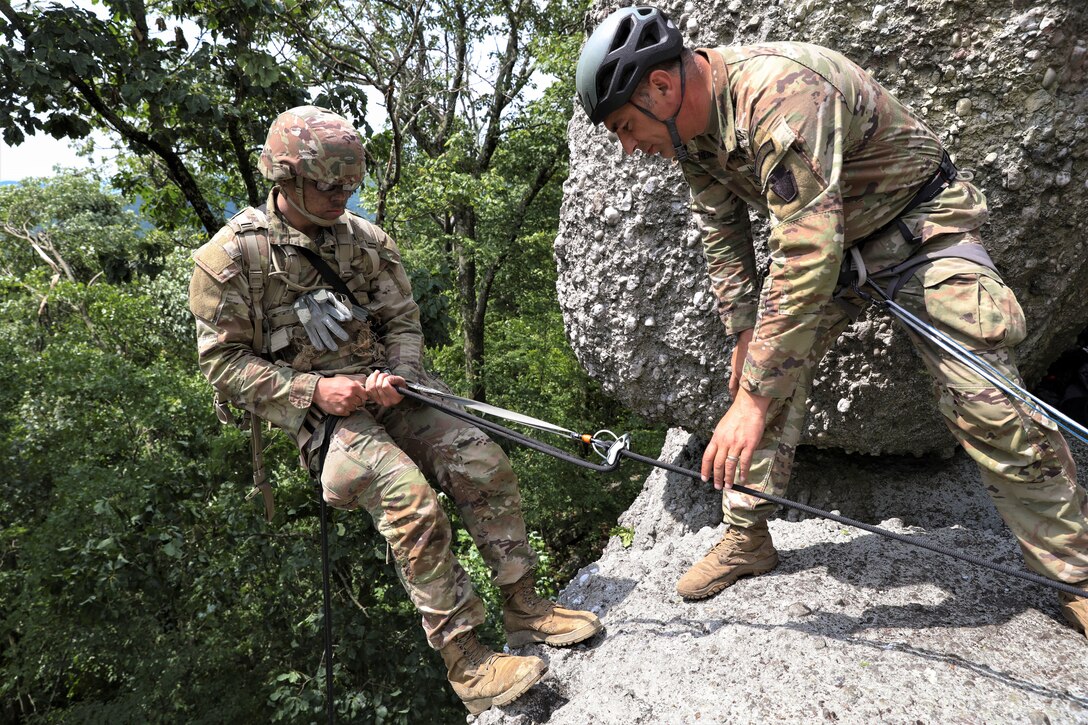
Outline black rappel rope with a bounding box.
[395,385,1088,600]
[312,415,341,725]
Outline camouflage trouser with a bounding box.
[318,397,536,649]
[723,228,1088,585]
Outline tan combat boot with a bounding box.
[1059,586,1088,637]
[501,573,603,647]
[439,629,547,714]
[676,520,779,600]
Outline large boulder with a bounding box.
[475,433,1088,724]
[556,0,1088,456]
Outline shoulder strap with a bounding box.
[228,206,276,522]
[334,222,355,278]
[231,206,272,356]
[291,244,363,308]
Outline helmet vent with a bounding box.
[610,17,633,52]
[597,59,619,97]
[639,23,661,49]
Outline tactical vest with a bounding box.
[227,204,394,367]
[222,204,396,520]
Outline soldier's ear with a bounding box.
[647,69,674,97]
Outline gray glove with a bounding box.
[294,289,352,351]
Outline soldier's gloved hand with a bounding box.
[294,290,352,351]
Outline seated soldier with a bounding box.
[188,106,603,714]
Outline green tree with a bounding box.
[0,0,316,233]
[303,0,585,403]
[0,173,464,723]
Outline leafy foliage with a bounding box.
[0,0,667,720]
[0,0,315,232]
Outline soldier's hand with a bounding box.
[729,328,754,399]
[313,376,368,416]
[365,369,405,407]
[701,388,772,490]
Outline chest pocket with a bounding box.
[264,233,383,355]
[345,240,383,302]
[754,118,826,224]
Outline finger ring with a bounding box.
[726,455,739,462]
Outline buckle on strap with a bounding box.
[937,151,958,183]
[245,480,276,522]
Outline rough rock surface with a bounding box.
[556,0,1088,456]
[475,431,1088,724]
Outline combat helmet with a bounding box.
[258,105,364,227]
[575,6,690,160]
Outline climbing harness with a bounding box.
[397,382,1088,600]
[853,272,1088,448]
[827,151,1088,448]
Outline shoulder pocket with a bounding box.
[755,118,826,222]
[192,232,241,283]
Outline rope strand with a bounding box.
[397,385,1088,600]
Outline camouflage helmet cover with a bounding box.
[258,105,365,186]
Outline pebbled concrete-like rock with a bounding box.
[555,0,1088,456]
[474,430,1088,725]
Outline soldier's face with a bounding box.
[604,104,677,159]
[302,178,352,220]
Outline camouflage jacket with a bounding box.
[188,188,424,445]
[680,42,989,399]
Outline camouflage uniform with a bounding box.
[681,43,1088,585]
[189,188,536,649]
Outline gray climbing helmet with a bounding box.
[575,6,684,125]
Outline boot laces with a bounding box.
[513,575,554,613]
[454,631,499,669]
[711,526,747,555]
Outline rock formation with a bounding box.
[556,0,1088,456]
[475,433,1088,724]
[480,1,1088,721]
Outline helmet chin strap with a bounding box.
[282,177,340,228]
[631,60,689,162]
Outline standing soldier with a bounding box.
[575,7,1088,634]
[188,106,602,714]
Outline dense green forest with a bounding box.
[0,1,662,721]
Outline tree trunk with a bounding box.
[455,208,486,402]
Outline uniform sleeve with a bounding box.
[682,160,759,335]
[368,233,425,381]
[740,72,848,399]
[189,233,319,433]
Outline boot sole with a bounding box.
[677,552,780,601]
[461,660,549,715]
[505,617,604,648]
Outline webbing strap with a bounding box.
[877,243,998,300]
[292,245,363,309]
[334,223,354,279]
[834,243,999,317]
[244,416,275,522]
[242,233,267,355]
[883,151,959,247]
